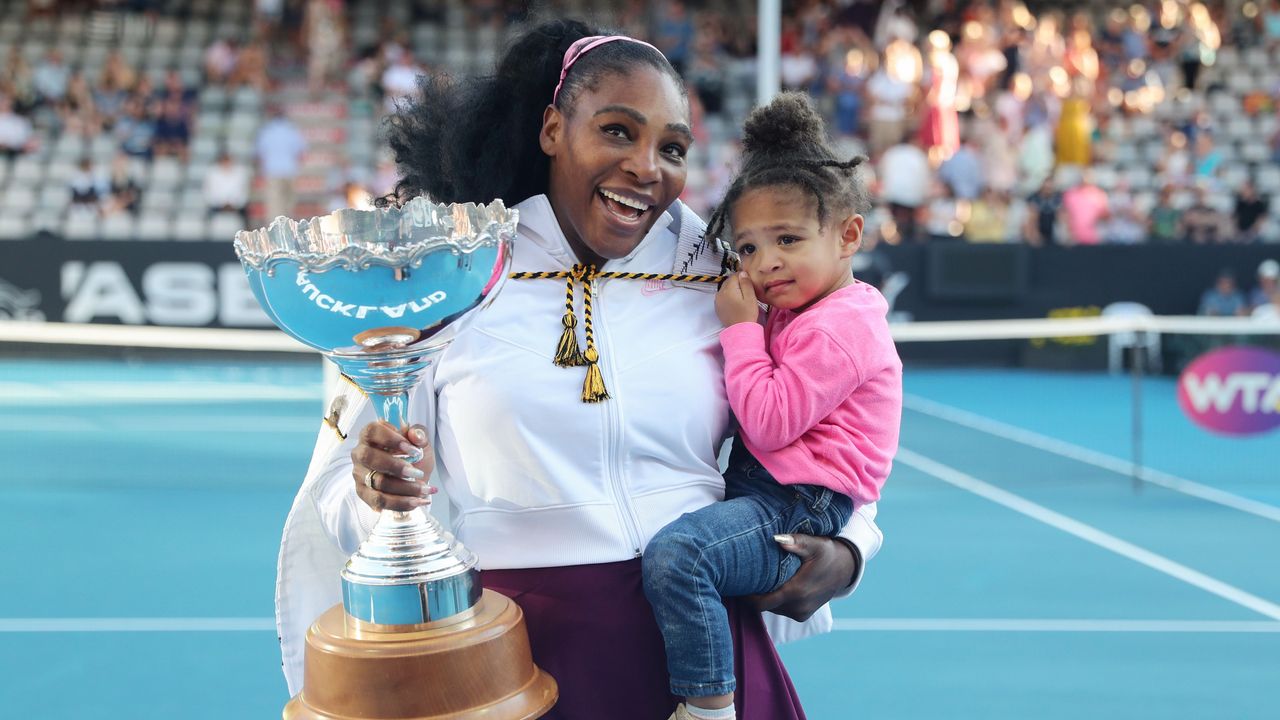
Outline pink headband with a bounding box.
[552,35,663,105]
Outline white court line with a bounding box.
[4,617,1277,634]
[832,619,1280,633]
[0,618,275,632]
[897,448,1280,622]
[0,417,319,433]
[903,394,1280,524]
[0,382,323,406]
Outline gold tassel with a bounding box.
[553,311,585,367]
[580,347,610,402]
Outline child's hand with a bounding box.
[716,272,761,326]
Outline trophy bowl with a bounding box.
[235,199,557,719]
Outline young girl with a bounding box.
[642,93,902,720]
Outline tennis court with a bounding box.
[2,351,1278,719]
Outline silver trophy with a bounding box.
[233,198,513,627]
[236,199,557,719]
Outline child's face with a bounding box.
[729,186,862,312]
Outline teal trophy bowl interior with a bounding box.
[233,198,515,390]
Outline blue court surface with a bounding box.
[2,356,1277,719]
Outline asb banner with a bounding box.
[1178,346,1280,436]
[0,236,271,328]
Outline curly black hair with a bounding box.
[381,18,684,207]
[705,92,869,246]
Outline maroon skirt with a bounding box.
[481,559,807,720]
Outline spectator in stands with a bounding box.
[1198,269,1248,317]
[878,132,929,243]
[1024,178,1063,246]
[100,50,138,97]
[205,36,239,87]
[57,71,99,137]
[965,188,1010,243]
[0,94,34,158]
[1157,129,1192,188]
[32,49,70,106]
[923,179,963,241]
[102,152,142,217]
[1100,179,1146,244]
[824,43,866,138]
[1061,170,1109,245]
[115,97,156,160]
[1,47,37,113]
[956,19,1008,106]
[255,107,307,221]
[306,0,347,94]
[1097,9,1130,72]
[1192,132,1224,179]
[1233,180,1268,243]
[919,30,960,165]
[204,152,252,224]
[1056,78,1092,166]
[980,116,1018,194]
[381,52,422,113]
[1264,0,1280,50]
[1148,186,1184,243]
[152,97,190,160]
[93,69,130,130]
[1249,259,1280,312]
[865,41,915,156]
[158,69,197,112]
[937,132,983,200]
[1182,186,1229,243]
[994,72,1031,141]
[687,24,728,117]
[231,40,270,92]
[653,0,696,76]
[67,157,104,213]
[1017,117,1055,194]
[1179,3,1220,91]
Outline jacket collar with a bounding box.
[514,194,677,269]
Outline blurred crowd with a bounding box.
[659,0,1280,247]
[7,0,1280,251]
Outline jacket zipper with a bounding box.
[594,279,645,556]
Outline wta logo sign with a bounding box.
[1177,347,1280,436]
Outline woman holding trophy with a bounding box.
[278,18,882,719]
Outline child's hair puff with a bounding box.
[706,92,869,245]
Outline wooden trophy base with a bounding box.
[284,589,557,720]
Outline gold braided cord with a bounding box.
[511,265,724,402]
[578,270,609,402]
[510,270,723,284]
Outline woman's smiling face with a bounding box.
[540,65,692,266]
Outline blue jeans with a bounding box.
[642,444,854,697]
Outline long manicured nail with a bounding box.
[409,497,429,507]
[402,464,425,479]
[418,483,436,497]
[399,442,420,456]
[411,428,426,443]
[773,534,795,545]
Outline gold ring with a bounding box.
[364,468,379,490]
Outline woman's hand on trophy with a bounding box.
[352,422,438,512]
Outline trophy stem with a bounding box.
[339,390,481,627]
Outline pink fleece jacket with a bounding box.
[720,282,902,506]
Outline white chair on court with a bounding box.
[1102,302,1161,375]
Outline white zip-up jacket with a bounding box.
[276,195,884,694]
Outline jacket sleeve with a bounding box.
[304,366,440,556]
[721,323,863,452]
[834,500,882,598]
